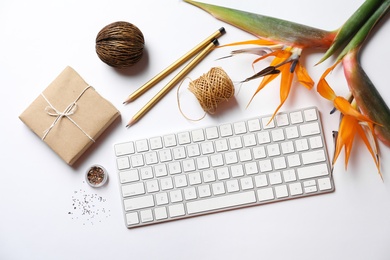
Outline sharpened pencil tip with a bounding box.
[126,118,136,128]
[123,97,133,104]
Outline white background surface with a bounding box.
[1,0,390,259]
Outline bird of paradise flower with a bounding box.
[184,0,390,178]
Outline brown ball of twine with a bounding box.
[178,67,235,120]
[96,21,145,68]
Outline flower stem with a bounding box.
[184,0,335,49]
[337,0,390,62]
[318,0,384,64]
[343,49,390,146]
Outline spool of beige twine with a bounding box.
[178,67,235,120]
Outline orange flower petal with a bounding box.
[220,39,277,48]
[335,115,357,169]
[270,64,294,121]
[356,123,381,176]
[333,97,375,124]
[317,64,338,101]
[295,62,314,90]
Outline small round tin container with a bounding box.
[85,164,108,187]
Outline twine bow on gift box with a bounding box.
[40,85,95,142]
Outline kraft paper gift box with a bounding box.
[19,66,120,165]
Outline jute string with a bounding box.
[40,85,95,142]
[177,67,234,121]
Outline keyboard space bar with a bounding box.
[187,191,256,215]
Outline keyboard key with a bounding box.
[135,139,149,152]
[154,164,168,177]
[163,134,177,147]
[145,151,158,165]
[172,147,186,160]
[229,136,243,149]
[202,170,216,183]
[290,111,303,124]
[254,175,268,187]
[281,141,294,154]
[257,188,274,201]
[215,139,229,152]
[201,141,214,154]
[239,149,252,162]
[271,129,284,141]
[130,154,144,167]
[295,139,309,152]
[124,195,154,211]
[150,137,163,150]
[159,149,172,162]
[309,136,323,149]
[154,207,168,220]
[177,132,191,145]
[289,183,303,196]
[240,177,254,190]
[304,108,318,121]
[285,126,299,139]
[168,161,182,174]
[117,157,130,170]
[187,144,200,157]
[253,146,266,159]
[282,169,296,182]
[140,209,153,223]
[247,119,261,132]
[259,159,272,172]
[155,193,169,205]
[220,124,233,137]
[192,129,205,142]
[257,131,271,144]
[231,165,244,178]
[140,167,153,179]
[169,190,183,203]
[188,172,202,185]
[187,191,256,214]
[276,113,289,126]
[115,142,135,156]
[198,185,212,197]
[226,179,239,193]
[233,121,247,134]
[225,152,238,165]
[119,169,139,183]
[146,179,159,193]
[245,162,258,175]
[122,183,145,197]
[212,182,226,195]
[169,204,185,217]
[297,163,329,180]
[196,157,210,169]
[216,167,230,180]
[301,150,326,165]
[211,154,224,167]
[318,177,332,191]
[126,212,139,226]
[243,134,257,147]
[184,187,197,200]
[269,172,282,185]
[300,122,320,136]
[206,126,219,140]
[262,117,275,129]
[182,159,196,172]
[275,185,289,198]
[160,177,174,190]
[273,157,287,170]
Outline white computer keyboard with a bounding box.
[114,107,334,228]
